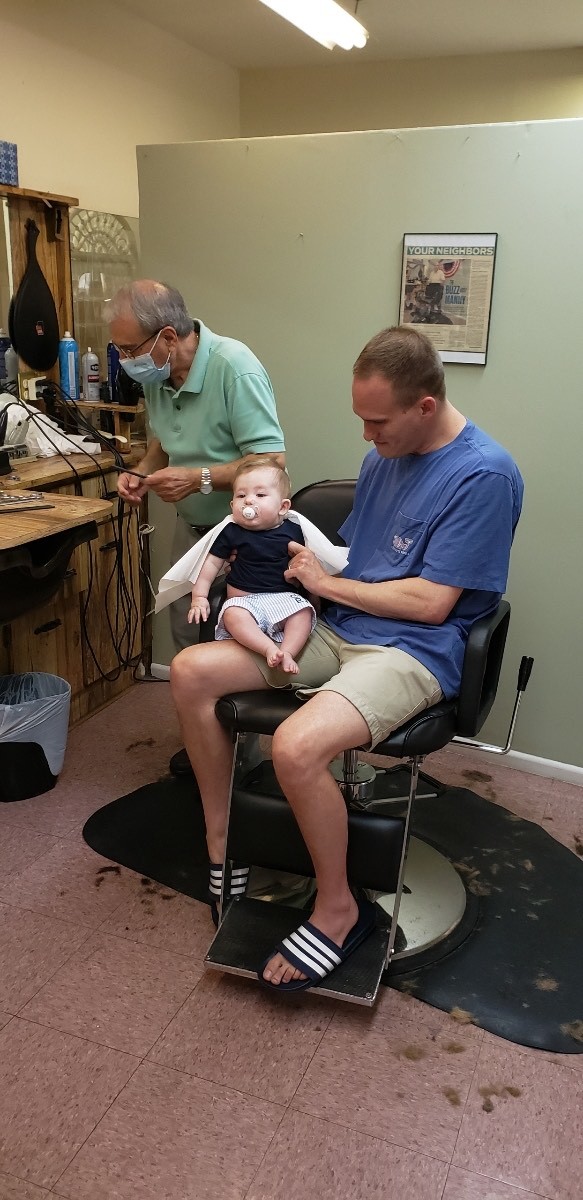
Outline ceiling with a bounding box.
[115,0,583,69]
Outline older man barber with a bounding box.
[108,280,286,652]
[109,280,285,775]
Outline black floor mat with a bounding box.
[82,774,583,1054]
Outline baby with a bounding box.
[188,458,316,674]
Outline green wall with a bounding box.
[138,120,583,765]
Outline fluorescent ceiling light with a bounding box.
[258,0,368,51]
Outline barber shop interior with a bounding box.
[1,2,583,1197]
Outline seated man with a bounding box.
[170,325,524,992]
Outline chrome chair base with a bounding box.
[374,836,467,960]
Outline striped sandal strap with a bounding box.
[277,921,344,983]
[208,863,223,899]
[208,863,250,899]
[229,865,250,896]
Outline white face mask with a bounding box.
[120,329,171,385]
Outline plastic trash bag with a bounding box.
[0,672,71,775]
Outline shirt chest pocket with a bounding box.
[360,510,428,580]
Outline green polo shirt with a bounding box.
[144,319,285,526]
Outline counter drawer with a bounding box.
[9,593,85,698]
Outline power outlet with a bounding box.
[18,371,47,404]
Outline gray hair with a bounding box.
[107,281,194,338]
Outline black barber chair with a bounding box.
[204,481,532,1006]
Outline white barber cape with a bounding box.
[155,512,349,614]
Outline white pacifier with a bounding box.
[242,505,256,519]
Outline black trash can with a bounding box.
[0,672,71,802]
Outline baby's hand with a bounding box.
[188,595,210,624]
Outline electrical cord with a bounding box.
[79,493,146,683]
[81,503,143,683]
[42,380,130,470]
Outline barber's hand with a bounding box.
[222,549,237,577]
[117,472,148,506]
[285,542,329,594]
[188,595,210,624]
[146,467,198,503]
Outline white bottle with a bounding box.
[4,343,18,385]
[82,347,100,401]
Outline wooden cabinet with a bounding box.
[0,184,149,724]
[1,453,149,726]
[0,183,77,390]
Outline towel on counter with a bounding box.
[0,396,100,458]
[155,511,349,614]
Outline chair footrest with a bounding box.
[204,896,390,1007]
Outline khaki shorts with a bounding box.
[250,619,442,749]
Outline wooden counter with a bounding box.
[2,448,143,491]
[0,493,112,551]
[0,449,149,725]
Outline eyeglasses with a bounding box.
[113,328,163,359]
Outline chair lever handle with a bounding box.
[518,656,534,692]
[454,653,534,758]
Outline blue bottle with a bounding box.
[58,331,80,401]
[0,328,11,383]
[107,341,120,403]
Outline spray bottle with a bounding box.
[58,331,80,400]
[82,346,100,402]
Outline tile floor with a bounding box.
[0,681,582,1200]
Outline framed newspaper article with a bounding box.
[399,233,498,364]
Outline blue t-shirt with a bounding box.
[324,422,524,699]
[209,518,305,593]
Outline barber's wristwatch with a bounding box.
[200,467,213,495]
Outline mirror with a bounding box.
[70,208,140,379]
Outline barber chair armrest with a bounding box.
[216,688,458,756]
[216,689,301,735]
[215,599,511,751]
[375,700,457,757]
[455,599,510,737]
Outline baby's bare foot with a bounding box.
[281,652,300,674]
[267,646,284,668]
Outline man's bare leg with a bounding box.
[170,640,269,863]
[263,690,371,986]
[270,607,314,674]
[221,607,281,671]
